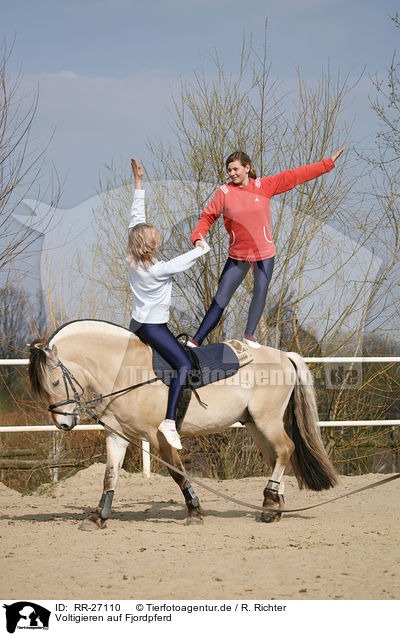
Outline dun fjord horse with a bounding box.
[29,320,337,529]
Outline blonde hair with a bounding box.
[128,223,161,267]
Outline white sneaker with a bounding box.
[158,420,182,449]
[244,336,261,349]
[186,339,198,348]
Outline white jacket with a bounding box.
[128,189,210,323]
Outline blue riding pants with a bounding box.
[129,320,192,421]
[193,256,275,345]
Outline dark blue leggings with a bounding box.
[194,256,275,345]
[129,320,192,421]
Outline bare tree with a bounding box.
[370,14,400,162]
[142,33,371,356]
[80,24,400,476]
[88,26,393,351]
[0,39,60,297]
[0,39,64,490]
[316,14,400,470]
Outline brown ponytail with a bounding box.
[225,151,257,179]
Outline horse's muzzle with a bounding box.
[54,411,80,431]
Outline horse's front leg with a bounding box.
[158,434,204,526]
[80,432,129,531]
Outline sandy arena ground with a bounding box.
[0,464,399,600]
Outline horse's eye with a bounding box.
[52,380,60,387]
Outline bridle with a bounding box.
[48,360,86,420]
[48,357,161,428]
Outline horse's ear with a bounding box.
[49,344,58,360]
[33,342,46,350]
[29,340,47,354]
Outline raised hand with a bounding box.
[131,157,143,187]
[331,148,344,163]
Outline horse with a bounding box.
[28,319,337,529]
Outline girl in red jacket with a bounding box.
[189,148,344,348]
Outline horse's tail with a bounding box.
[284,352,337,491]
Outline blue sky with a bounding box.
[3,0,400,206]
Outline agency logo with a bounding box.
[3,602,51,633]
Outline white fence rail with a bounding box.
[1,357,399,478]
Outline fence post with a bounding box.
[141,440,151,478]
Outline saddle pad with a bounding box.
[152,341,242,388]
[224,339,253,367]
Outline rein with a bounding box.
[48,359,400,515]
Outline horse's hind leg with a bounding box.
[80,432,129,531]
[246,418,294,523]
[158,434,204,526]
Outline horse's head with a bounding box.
[28,340,83,431]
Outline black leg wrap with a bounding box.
[264,479,280,496]
[182,480,200,508]
[99,490,114,520]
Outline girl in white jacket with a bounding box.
[128,158,209,449]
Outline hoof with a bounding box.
[79,519,103,532]
[260,510,282,523]
[79,512,107,531]
[260,490,283,523]
[185,517,204,526]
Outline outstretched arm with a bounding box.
[264,148,344,197]
[154,241,210,279]
[129,157,146,229]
